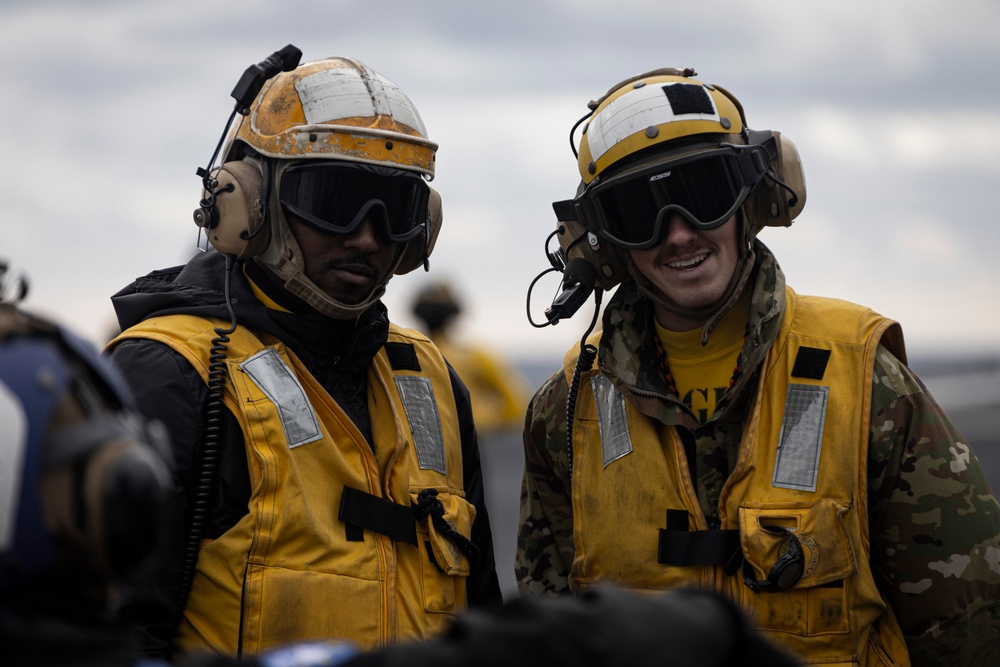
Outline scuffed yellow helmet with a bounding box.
[577,68,745,186]
[229,56,437,179]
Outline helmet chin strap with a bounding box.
[628,212,756,345]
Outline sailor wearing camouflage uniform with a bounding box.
[516,68,1000,666]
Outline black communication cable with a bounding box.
[173,43,302,645]
[173,254,238,629]
[564,289,602,473]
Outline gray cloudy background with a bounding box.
[3,0,999,367]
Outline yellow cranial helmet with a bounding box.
[199,56,444,320]
[566,67,804,255]
[551,67,806,337]
[577,68,745,186]
[229,56,437,178]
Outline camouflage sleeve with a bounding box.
[515,368,576,596]
[868,345,1000,667]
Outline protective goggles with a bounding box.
[279,161,429,243]
[574,137,776,249]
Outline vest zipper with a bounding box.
[621,380,701,422]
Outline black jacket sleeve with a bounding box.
[107,338,250,658]
[447,364,503,610]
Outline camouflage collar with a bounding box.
[598,240,785,424]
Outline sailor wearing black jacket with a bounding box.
[106,54,502,660]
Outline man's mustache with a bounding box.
[324,254,377,276]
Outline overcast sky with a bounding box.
[2,0,998,368]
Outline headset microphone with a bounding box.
[231,44,303,115]
[196,44,303,185]
[193,45,303,255]
[545,256,597,325]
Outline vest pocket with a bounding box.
[241,563,382,653]
[738,500,856,635]
[411,489,474,613]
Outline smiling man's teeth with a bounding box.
[667,253,708,269]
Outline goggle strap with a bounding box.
[737,133,778,185]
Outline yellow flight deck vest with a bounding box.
[111,315,474,656]
[566,287,911,666]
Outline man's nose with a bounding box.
[345,216,381,251]
[662,213,699,244]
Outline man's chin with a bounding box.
[321,283,377,306]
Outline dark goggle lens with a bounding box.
[595,154,747,247]
[280,164,428,242]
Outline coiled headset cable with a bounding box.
[525,227,603,473]
[564,290,601,473]
[173,254,238,629]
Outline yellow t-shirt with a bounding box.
[654,294,749,424]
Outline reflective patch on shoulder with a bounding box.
[395,376,446,474]
[591,375,633,467]
[240,348,323,449]
[772,384,829,492]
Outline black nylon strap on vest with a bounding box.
[791,346,831,380]
[339,485,417,545]
[659,510,742,574]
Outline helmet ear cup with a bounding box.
[39,430,168,581]
[395,186,441,275]
[193,160,267,258]
[747,131,806,230]
[775,132,806,222]
[87,434,169,578]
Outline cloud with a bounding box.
[1,0,998,364]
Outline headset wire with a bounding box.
[173,253,238,634]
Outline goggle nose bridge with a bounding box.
[343,198,417,243]
[347,198,389,232]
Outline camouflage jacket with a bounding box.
[516,241,1000,667]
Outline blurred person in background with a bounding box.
[411,280,531,437]
[517,67,1000,666]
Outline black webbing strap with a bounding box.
[338,485,417,545]
[658,510,742,574]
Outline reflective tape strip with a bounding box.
[591,375,633,467]
[295,67,426,135]
[395,376,446,474]
[240,348,323,449]
[0,380,27,550]
[587,82,720,163]
[772,384,829,492]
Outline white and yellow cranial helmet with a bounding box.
[577,67,746,186]
[229,56,437,178]
[204,56,443,319]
